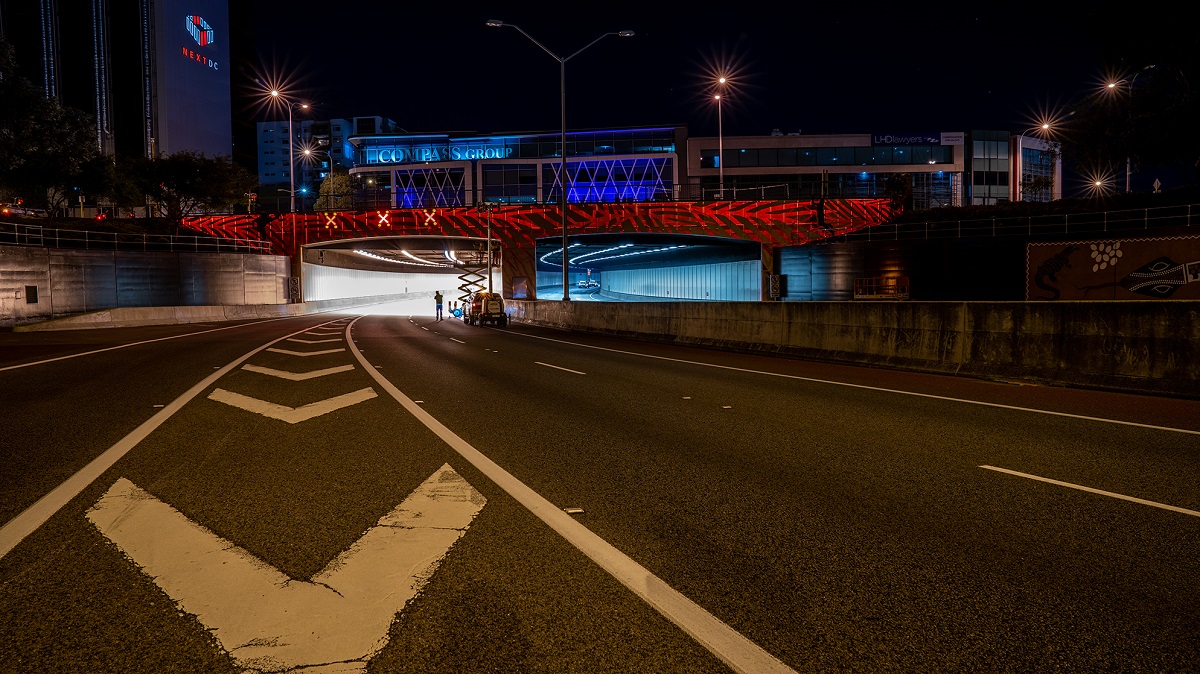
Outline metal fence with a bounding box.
[828,203,1198,241]
[0,221,272,254]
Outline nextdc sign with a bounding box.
[370,145,513,164]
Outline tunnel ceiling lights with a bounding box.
[354,249,452,268]
[402,250,452,267]
[578,245,688,265]
[538,243,582,266]
[570,243,634,264]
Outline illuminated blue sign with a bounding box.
[366,143,514,165]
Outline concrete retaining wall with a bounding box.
[1,245,290,329]
[507,299,1200,398]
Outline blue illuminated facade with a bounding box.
[251,122,1057,211]
[347,127,682,209]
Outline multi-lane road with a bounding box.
[2,299,1198,673]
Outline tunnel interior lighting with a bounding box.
[354,249,453,268]
[581,244,687,264]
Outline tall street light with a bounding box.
[714,75,727,199]
[268,90,309,212]
[1101,65,1188,193]
[486,19,634,301]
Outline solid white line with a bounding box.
[535,361,586,375]
[980,465,1200,517]
[450,338,466,344]
[242,364,355,381]
[347,318,795,674]
[0,318,349,560]
[510,333,1200,436]
[0,316,306,373]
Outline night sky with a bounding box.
[244,2,1175,140]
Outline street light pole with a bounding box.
[714,75,727,199]
[269,89,297,213]
[487,206,493,293]
[486,20,634,301]
[287,104,295,212]
[715,93,723,199]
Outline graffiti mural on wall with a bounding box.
[1026,235,1200,300]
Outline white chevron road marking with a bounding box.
[267,347,345,357]
[86,464,485,672]
[242,364,355,381]
[288,337,342,344]
[208,387,377,423]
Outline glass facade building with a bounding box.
[255,122,1060,212]
[346,127,681,209]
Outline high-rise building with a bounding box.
[0,0,235,159]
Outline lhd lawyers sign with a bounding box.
[870,132,964,145]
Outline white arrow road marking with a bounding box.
[242,364,355,381]
[288,337,342,344]
[208,388,377,423]
[267,348,346,357]
[0,318,349,560]
[87,464,485,672]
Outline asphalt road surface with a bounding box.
[2,298,1198,673]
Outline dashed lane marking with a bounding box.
[348,317,796,674]
[535,361,586,375]
[980,465,1200,517]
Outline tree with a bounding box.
[313,168,354,210]
[0,38,100,213]
[125,151,257,229]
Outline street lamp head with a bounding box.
[269,89,280,98]
[618,30,635,37]
[485,19,505,27]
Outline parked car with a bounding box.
[463,291,507,327]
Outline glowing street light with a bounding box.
[1099,64,1186,193]
[486,19,634,301]
[714,75,727,199]
[267,89,309,212]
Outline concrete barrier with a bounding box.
[507,299,1200,398]
[13,294,414,332]
[17,294,1197,398]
